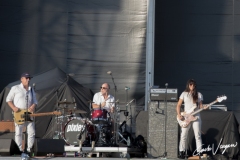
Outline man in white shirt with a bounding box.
[6,73,37,156]
[92,83,115,112]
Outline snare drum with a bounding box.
[64,119,97,145]
[91,109,108,124]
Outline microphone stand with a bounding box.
[163,83,168,158]
[109,73,118,145]
[24,87,31,155]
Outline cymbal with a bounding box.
[87,100,95,104]
[65,108,87,114]
[58,101,74,104]
[74,110,87,114]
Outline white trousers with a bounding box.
[15,122,35,152]
[179,117,202,152]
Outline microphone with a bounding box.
[165,83,168,87]
[125,86,130,90]
[107,71,112,75]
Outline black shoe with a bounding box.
[178,151,185,159]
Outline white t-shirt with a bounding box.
[179,91,203,112]
[6,83,38,109]
[93,92,115,112]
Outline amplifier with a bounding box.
[150,88,178,101]
[209,105,227,111]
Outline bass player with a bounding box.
[176,79,207,159]
[6,72,37,157]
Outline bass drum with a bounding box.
[64,119,98,145]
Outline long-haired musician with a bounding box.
[176,79,205,158]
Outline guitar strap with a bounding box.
[30,87,34,120]
[31,87,34,104]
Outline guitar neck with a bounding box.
[191,100,217,116]
[30,112,57,117]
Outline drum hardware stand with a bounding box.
[118,115,132,146]
[118,131,131,146]
[125,99,134,133]
[107,71,118,146]
[123,111,128,132]
[96,124,109,147]
[53,100,69,140]
[88,100,94,119]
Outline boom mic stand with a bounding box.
[107,71,118,145]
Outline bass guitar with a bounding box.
[14,109,61,125]
[177,95,227,128]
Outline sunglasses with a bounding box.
[25,77,31,80]
[100,87,108,90]
[189,83,195,86]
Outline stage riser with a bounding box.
[147,101,178,158]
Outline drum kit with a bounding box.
[53,100,127,147]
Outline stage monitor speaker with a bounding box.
[147,101,178,159]
[0,139,21,156]
[34,139,65,156]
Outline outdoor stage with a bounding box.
[1,104,240,160]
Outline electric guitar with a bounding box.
[177,95,227,128]
[13,109,61,125]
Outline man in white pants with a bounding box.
[6,73,37,156]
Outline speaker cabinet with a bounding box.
[147,101,178,159]
[0,139,21,156]
[34,139,65,156]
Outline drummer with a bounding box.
[92,83,115,113]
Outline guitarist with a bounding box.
[6,72,38,156]
[176,79,206,159]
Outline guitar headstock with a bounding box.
[53,111,62,116]
[216,95,227,102]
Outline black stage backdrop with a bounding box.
[0,68,94,138]
[155,0,240,110]
[0,0,147,106]
[187,110,240,159]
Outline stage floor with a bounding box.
[0,158,172,160]
[0,146,155,160]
